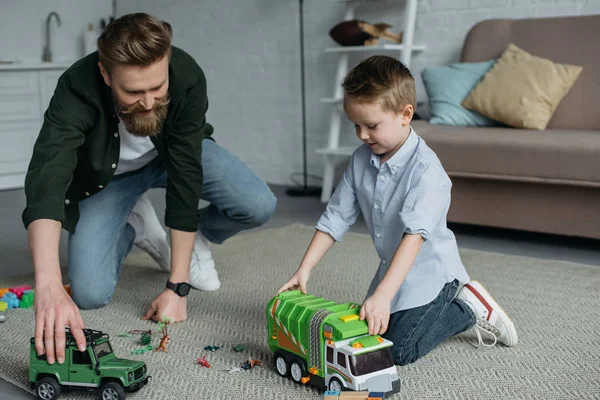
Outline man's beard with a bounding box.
[115,94,170,137]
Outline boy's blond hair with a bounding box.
[342,55,416,114]
[98,13,173,75]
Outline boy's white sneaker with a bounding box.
[189,231,221,291]
[127,194,171,272]
[457,280,518,347]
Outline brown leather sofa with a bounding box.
[413,14,600,240]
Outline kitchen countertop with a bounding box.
[0,60,75,71]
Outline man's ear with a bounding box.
[401,104,414,126]
[98,62,111,87]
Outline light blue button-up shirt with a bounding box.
[316,127,470,313]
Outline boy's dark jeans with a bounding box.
[382,279,476,366]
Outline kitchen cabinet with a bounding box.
[0,62,71,190]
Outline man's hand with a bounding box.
[276,267,311,295]
[143,289,187,323]
[360,293,392,335]
[34,281,86,364]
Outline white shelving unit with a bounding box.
[318,0,424,202]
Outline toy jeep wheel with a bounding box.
[274,353,288,377]
[35,377,62,400]
[100,381,126,400]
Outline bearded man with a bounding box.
[22,13,276,365]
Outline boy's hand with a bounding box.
[276,268,311,294]
[360,293,391,335]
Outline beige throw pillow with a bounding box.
[461,43,582,130]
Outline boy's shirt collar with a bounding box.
[370,126,418,174]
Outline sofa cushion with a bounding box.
[461,43,582,130]
[412,120,600,185]
[421,60,500,127]
[460,15,600,130]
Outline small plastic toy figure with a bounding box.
[196,355,211,368]
[241,357,262,370]
[203,345,221,352]
[155,334,169,353]
[228,366,242,374]
[30,328,150,400]
[233,344,245,352]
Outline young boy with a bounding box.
[277,55,517,366]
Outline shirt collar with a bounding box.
[370,126,419,173]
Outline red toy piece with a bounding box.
[196,355,211,368]
[9,285,31,299]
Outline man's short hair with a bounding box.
[342,55,416,113]
[98,13,173,75]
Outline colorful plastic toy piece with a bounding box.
[10,285,32,299]
[241,357,262,370]
[30,328,150,399]
[140,332,152,345]
[118,333,133,338]
[233,344,245,352]
[339,392,370,399]
[196,355,211,368]
[368,392,385,400]
[203,345,221,352]
[0,288,9,297]
[1,292,20,309]
[228,366,242,374]
[324,390,340,399]
[0,301,7,312]
[20,291,35,308]
[0,312,5,323]
[267,291,401,395]
[131,345,154,355]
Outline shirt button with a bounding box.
[98,185,104,189]
[111,163,117,169]
[65,199,70,205]
[382,260,387,264]
[374,204,379,210]
[114,132,119,137]
[378,175,384,181]
[85,192,90,196]
[376,233,381,238]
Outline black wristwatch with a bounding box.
[166,281,191,297]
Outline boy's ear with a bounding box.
[400,104,414,126]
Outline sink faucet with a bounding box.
[42,11,61,62]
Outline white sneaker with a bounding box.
[127,194,170,272]
[457,281,518,347]
[189,231,220,291]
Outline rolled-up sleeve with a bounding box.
[316,158,360,242]
[398,164,451,240]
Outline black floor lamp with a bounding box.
[287,0,322,197]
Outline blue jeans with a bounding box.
[68,139,277,309]
[382,279,476,366]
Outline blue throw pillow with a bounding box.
[422,60,500,126]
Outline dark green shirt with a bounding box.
[22,46,213,233]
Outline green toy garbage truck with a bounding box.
[267,290,401,395]
[29,328,150,400]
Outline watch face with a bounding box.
[178,284,190,296]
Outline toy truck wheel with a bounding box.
[328,377,344,392]
[290,360,305,384]
[35,377,62,400]
[100,381,126,400]
[274,353,289,377]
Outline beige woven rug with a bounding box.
[1,224,599,399]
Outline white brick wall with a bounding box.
[115,0,598,185]
[0,0,113,63]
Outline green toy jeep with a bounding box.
[29,328,150,400]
